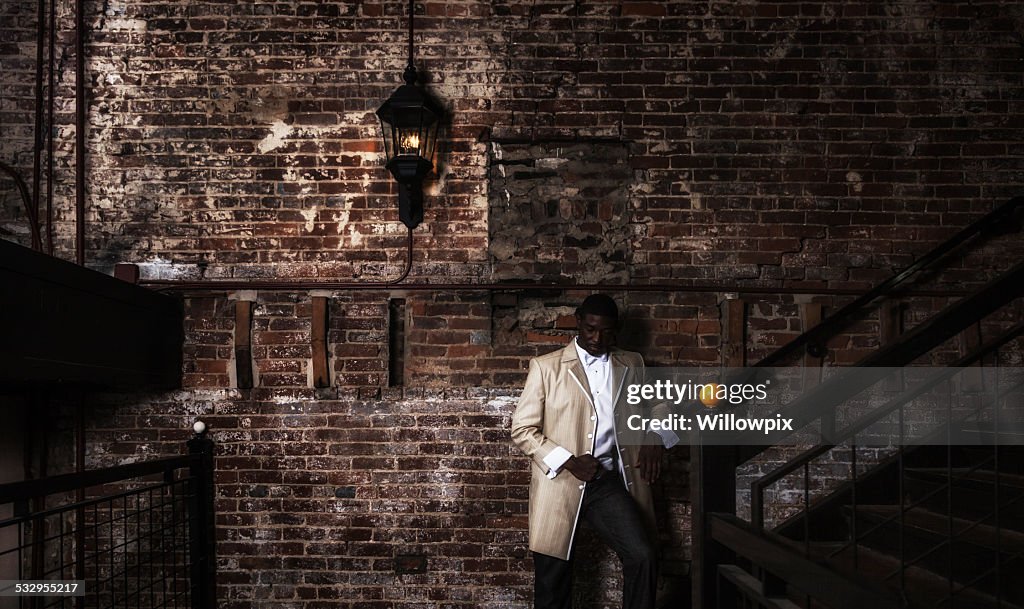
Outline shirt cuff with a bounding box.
[650,428,680,450]
[543,446,573,479]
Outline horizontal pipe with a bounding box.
[141,279,971,298]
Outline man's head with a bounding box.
[575,294,619,357]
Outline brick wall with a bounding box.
[2,1,1022,280]
[67,392,691,609]
[5,2,1024,607]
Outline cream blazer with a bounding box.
[511,341,661,559]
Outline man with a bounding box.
[511,294,677,609]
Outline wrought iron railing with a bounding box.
[0,430,215,609]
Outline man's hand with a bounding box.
[636,444,665,482]
[563,454,601,481]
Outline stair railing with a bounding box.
[693,196,1024,609]
[751,319,1024,532]
[755,196,1023,368]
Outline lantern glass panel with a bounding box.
[379,117,396,162]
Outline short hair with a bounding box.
[576,294,618,320]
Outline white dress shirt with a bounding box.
[542,338,678,479]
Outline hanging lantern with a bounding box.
[375,2,443,230]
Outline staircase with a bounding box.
[692,197,1024,609]
[776,443,1024,609]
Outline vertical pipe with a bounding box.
[898,402,906,596]
[75,400,85,609]
[851,439,858,569]
[946,381,953,600]
[993,361,1001,607]
[30,0,45,251]
[75,0,86,265]
[407,0,414,68]
[46,0,56,254]
[803,462,810,558]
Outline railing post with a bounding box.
[692,443,738,609]
[187,421,216,609]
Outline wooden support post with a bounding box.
[692,443,739,609]
[880,299,903,392]
[801,303,824,371]
[312,296,330,388]
[802,303,828,440]
[958,320,984,392]
[722,296,747,368]
[234,300,253,389]
[693,295,745,608]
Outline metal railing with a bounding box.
[0,431,215,609]
[752,326,1024,608]
[694,196,1024,609]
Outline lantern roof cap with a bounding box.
[375,66,445,122]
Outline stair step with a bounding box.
[718,564,802,609]
[906,467,1024,490]
[847,504,1024,603]
[804,541,1023,609]
[854,505,1024,553]
[903,468,1024,530]
[961,446,1024,474]
[956,423,1024,447]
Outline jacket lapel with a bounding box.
[610,351,629,407]
[562,340,594,408]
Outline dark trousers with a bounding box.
[533,473,657,609]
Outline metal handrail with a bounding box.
[0,454,194,504]
[727,261,1024,458]
[752,320,1024,528]
[754,195,1024,368]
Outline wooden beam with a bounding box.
[234,300,253,390]
[957,319,984,392]
[722,297,746,368]
[801,303,823,370]
[801,302,828,437]
[311,296,329,388]
[879,299,903,392]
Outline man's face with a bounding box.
[576,313,617,357]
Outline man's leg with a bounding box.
[533,551,573,609]
[581,475,657,609]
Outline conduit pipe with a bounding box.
[142,278,969,299]
[145,226,416,292]
[75,0,86,265]
[46,0,56,254]
[31,0,45,252]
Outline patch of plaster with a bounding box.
[257,120,292,153]
[300,207,317,233]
